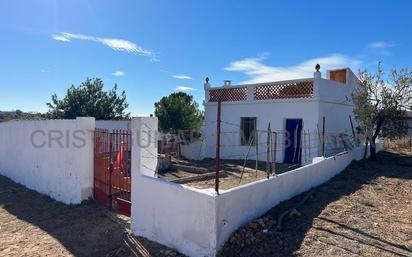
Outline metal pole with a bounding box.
[322,116,326,156]
[266,123,271,179]
[272,132,277,174]
[239,134,254,183]
[108,132,113,210]
[255,127,259,178]
[215,100,221,194]
[308,129,311,160]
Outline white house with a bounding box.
[183,66,360,164]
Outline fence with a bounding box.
[131,143,380,257]
[207,79,314,102]
[94,128,132,216]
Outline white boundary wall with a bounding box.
[0,117,95,204]
[132,141,381,257]
[95,120,131,131]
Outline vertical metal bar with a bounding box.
[308,129,311,160]
[215,100,221,194]
[93,130,96,199]
[273,131,277,174]
[239,133,254,183]
[322,116,326,156]
[108,131,113,210]
[266,123,271,179]
[255,123,258,177]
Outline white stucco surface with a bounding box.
[0,117,95,204]
[131,144,380,257]
[130,117,158,177]
[203,99,322,163]
[132,176,218,257]
[181,140,205,160]
[95,120,131,131]
[198,69,360,163]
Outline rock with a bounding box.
[257,218,266,227]
[263,229,268,233]
[249,222,258,229]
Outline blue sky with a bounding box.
[0,0,411,115]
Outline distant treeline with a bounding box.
[0,110,46,123]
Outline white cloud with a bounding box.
[111,71,125,76]
[172,75,192,80]
[174,86,195,92]
[225,53,361,84]
[52,32,158,60]
[368,41,397,55]
[368,41,396,49]
[53,34,70,42]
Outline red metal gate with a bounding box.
[94,128,132,216]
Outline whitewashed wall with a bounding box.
[132,136,380,257]
[200,70,359,164]
[181,140,205,160]
[215,151,353,250]
[95,120,131,131]
[0,117,95,204]
[130,117,158,177]
[203,100,321,163]
[132,176,218,257]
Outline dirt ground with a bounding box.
[218,149,412,257]
[1,150,411,257]
[159,158,300,190]
[0,176,185,257]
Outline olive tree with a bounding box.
[353,63,412,160]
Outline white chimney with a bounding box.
[223,80,232,86]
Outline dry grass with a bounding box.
[383,137,412,151]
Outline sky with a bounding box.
[0,0,411,116]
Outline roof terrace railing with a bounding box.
[207,78,314,103]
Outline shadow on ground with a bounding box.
[218,150,412,257]
[1,151,411,257]
[0,176,184,257]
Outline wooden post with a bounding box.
[266,123,271,179]
[215,100,221,194]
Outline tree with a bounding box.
[47,78,129,120]
[353,63,412,160]
[154,92,203,137]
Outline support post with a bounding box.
[322,116,326,156]
[266,123,271,179]
[272,132,277,174]
[215,100,221,194]
[255,126,259,178]
[308,129,311,160]
[108,132,113,210]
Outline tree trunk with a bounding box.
[370,118,383,161]
[370,139,377,161]
[363,137,369,160]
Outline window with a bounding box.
[240,117,256,145]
